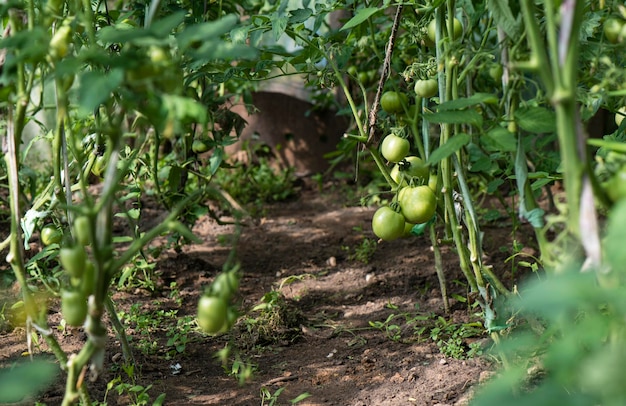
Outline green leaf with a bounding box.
[0,360,58,403]
[209,148,224,175]
[437,93,499,111]
[77,69,124,116]
[424,109,483,127]
[161,95,208,125]
[340,7,380,31]
[514,106,556,133]
[289,8,313,24]
[487,0,521,38]
[271,11,289,42]
[177,15,238,50]
[427,133,471,165]
[481,127,517,152]
[291,392,312,403]
[148,10,187,38]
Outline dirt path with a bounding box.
[1,183,501,405]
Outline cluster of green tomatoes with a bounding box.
[41,216,94,327]
[372,132,438,241]
[371,86,442,241]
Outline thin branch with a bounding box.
[365,4,403,147]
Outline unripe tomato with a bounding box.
[428,172,439,192]
[60,245,87,278]
[192,139,210,154]
[73,215,91,246]
[49,25,72,59]
[211,271,239,301]
[61,289,88,327]
[427,18,463,44]
[218,307,239,334]
[606,167,626,202]
[414,79,438,98]
[371,206,406,241]
[347,66,358,77]
[41,225,62,246]
[380,91,408,114]
[615,106,626,127]
[81,261,95,297]
[398,185,437,224]
[197,296,228,334]
[381,134,410,163]
[148,46,169,65]
[489,64,503,83]
[604,18,625,44]
[402,222,416,238]
[390,156,429,185]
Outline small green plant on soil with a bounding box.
[368,305,484,359]
[260,387,311,406]
[343,237,378,264]
[103,364,165,406]
[214,143,299,216]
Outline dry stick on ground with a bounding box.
[365,4,403,148]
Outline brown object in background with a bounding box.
[227,91,350,176]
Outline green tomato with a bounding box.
[489,64,504,83]
[414,79,438,98]
[197,296,228,334]
[211,271,239,301]
[73,215,91,246]
[41,225,62,246]
[60,245,87,279]
[427,18,463,44]
[218,307,239,334]
[381,134,410,163]
[61,289,88,327]
[380,91,408,114]
[398,185,437,224]
[428,172,439,192]
[390,156,429,185]
[371,206,406,241]
[615,106,626,127]
[402,222,416,238]
[606,167,626,203]
[192,139,210,154]
[81,261,95,297]
[49,24,72,59]
[604,18,625,44]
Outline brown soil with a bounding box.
[0,180,531,406]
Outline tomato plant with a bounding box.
[381,134,410,163]
[197,295,228,335]
[371,206,406,241]
[414,79,438,98]
[380,91,408,114]
[398,185,437,224]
